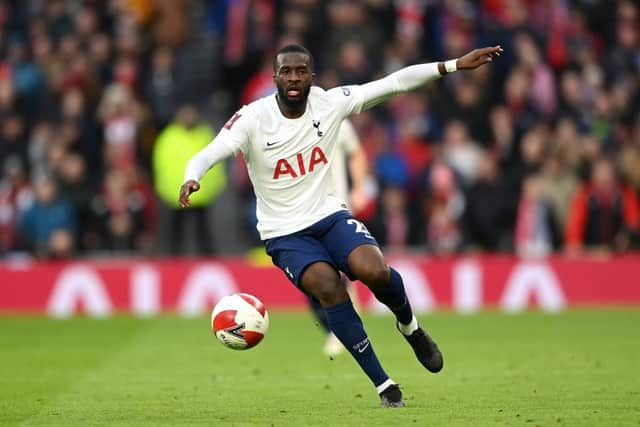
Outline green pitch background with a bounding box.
[1,310,638,426]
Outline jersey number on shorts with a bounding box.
[347,219,374,240]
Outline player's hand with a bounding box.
[457,46,503,70]
[179,180,200,208]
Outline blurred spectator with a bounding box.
[428,202,464,255]
[514,173,560,257]
[61,52,101,107]
[88,33,113,87]
[18,173,75,257]
[55,152,93,250]
[152,105,226,255]
[366,183,412,250]
[59,88,100,167]
[552,119,582,175]
[125,165,158,252]
[97,83,142,170]
[335,40,373,85]
[463,152,514,251]
[151,0,190,49]
[45,0,73,42]
[489,105,517,171]
[0,113,27,167]
[416,158,465,253]
[90,168,144,252]
[73,5,99,45]
[218,0,276,106]
[606,1,640,82]
[506,123,549,192]
[558,69,590,132]
[540,154,579,233]
[0,157,32,253]
[513,31,556,117]
[442,120,483,185]
[324,0,385,75]
[386,93,434,187]
[27,121,53,178]
[7,37,46,106]
[145,47,178,130]
[0,70,17,116]
[617,121,640,192]
[503,66,538,133]
[565,158,640,253]
[437,71,492,144]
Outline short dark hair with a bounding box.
[273,44,314,72]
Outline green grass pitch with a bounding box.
[1,310,638,426]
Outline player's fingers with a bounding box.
[179,186,190,208]
[478,46,501,57]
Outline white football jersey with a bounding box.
[217,86,365,239]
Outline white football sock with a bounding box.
[398,315,419,336]
[376,378,397,394]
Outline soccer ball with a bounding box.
[211,293,269,350]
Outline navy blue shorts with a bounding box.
[264,210,379,287]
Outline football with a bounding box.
[211,293,269,350]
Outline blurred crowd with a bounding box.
[1,0,639,259]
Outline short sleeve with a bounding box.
[326,85,365,118]
[217,107,251,155]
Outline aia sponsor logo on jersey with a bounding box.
[272,146,328,179]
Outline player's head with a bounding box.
[273,44,315,110]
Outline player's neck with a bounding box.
[276,95,307,119]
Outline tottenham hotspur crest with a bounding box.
[312,120,323,137]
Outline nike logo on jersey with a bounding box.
[266,141,282,147]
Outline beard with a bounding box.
[276,84,311,110]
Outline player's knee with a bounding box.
[360,262,390,290]
[348,245,390,289]
[314,283,348,307]
[312,277,348,307]
[301,264,348,307]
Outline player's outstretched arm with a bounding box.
[179,134,236,208]
[358,46,502,111]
